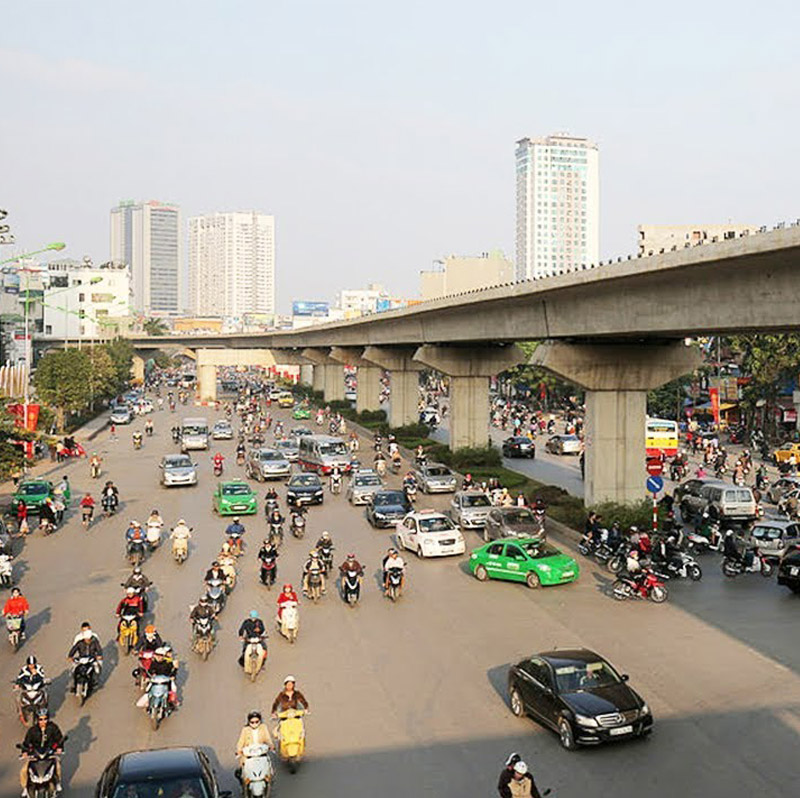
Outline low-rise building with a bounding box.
[419,251,513,301]
[637,224,756,256]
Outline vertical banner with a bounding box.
[709,387,720,425]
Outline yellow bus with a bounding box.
[646,418,679,458]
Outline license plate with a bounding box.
[609,725,633,736]
[791,567,799,576]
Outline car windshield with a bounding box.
[426,467,451,477]
[319,442,347,456]
[503,509,535,525]
[19,483,48,495]
[276,441,297,451]
[214,422,231,430]
[259,451,282,461]
[290,475,320,487]
[222,484,251,496]
[418,516,456,533]
[522,542,560,559]
[165,457,192,468]
[554,660,622,693]
[182,425,208,435]
[374,492,405,507]
[562,435,579,442]
[356,475,382,487]
[462,493,491,507]
[112,776,210,798]
[724,489,752,502]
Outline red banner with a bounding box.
[709,387,720,425]
[8,403,40,432]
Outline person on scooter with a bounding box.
[144,418,154,437]
[302,550,325,596]
[497,759,542,798]
[4,587,30,641]
[267,508,284,543]
[124,566,153,613]
[136,624,163,656]
[338,553,364,598]
[462,473,475,490]
[66,625,103,693]
[16,655,47,691]
[315,530,334,570]
[258,539,279,586]
[204,560,227,588]
[116,586,144,630]
[225,516,246,550]
[237,610,266,667]
[270,676,310,716]
[148,646,179,708]
[381,548,406,595]
[276,583,299,622]
[20,709,64,797]
[212,451,225,474]
[235,710,275,782]
[189,597,216,637]
[79,492,95,522]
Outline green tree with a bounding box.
[86,346,118,408]
[143,318,169,336]
[0,406,32,481]
[647,374,693,419]
[104,338,134,393]
[33,349,92,430]
[499,341,583,410]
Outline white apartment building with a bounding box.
[188,212,275,317]
[637,224,757,256]
[337,284,386,316]
[110,200,182,316]
[42,259,131,339]
[515,133,599,281]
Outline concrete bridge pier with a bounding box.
[329,347,382,413]
[300,364,314,388]
[270,350,314,388]
[532,341,702,505]
[131,354,146,383]
[196,348,277,403]
[301,348,345,402]
[362,347,424,428]
[413,345,526,450]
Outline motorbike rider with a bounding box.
[258,539,279,586]
[4,587,30,640]
[271,675,309,717]
[67,624,103,693]
[125,520,145,551]
[381,548,406,595]
[144,418,154,436]
[148,646,179,708]
[276,583,299,628]
[267,508,284,542]
[217,542,238,589]
[170,518,192,550]
[116,586,144,632]
[462,473,475,490]
[132,429,143,448]
[16,655,47,691]
[146,508,164,531]
[204,560,227,587]
[225,516,246,553]
[497,759,542,798]
[237,610,266,667]
[373,448,387,475]
[236,440,246,460]
[189,596,216,637]
[723,528,754,568]
[89,452,102,476]
[235,710,275,781]
[79,492,95,522]
[124,566,153,613]
[656,532,683,572]
[101,480,119,509]
[302,549,325,596]
[19,709,64,797]
[338,553,364,598]
[212,451,225,473]
[136,624,164,656]
[315,530,334,568]
[329,463,343,490]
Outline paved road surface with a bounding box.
[1,400,798,797]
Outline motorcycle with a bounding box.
[278,602,299,644]
[329,473,342,495]
[18,743,65,798]
[219,556,237,592]
[15,679,50,726]
[307,569,323,604]
[81,504,94,529]
[146,521,163,551]
[265,497,279,517]
[318,544,334,576]
[291,512,305,539]
[656,550,703,581]
[721,550,774,578]
[612,571,668,603]
[192,616,215,660]
[172,534,189,564]
[102,492,119,517]
[0,552,13,587]
[268,523,283,549]
[145,673,172,730]
[277,708,306,774]
[228,531,245,556]
[213,460,224,477]
[386,567,403,602]
[135,650,154,690]
[172,428,181,444]
[117,607,140,655]
[374,459,387,478]
[73,656,98,705]
[90,460,101,479]
[390,456,402,474]
[243,636,267,682]
[133,434,143,450]
[206,578,227,615]
[240,743,274,798]
[127,538,146,567]
[404,482,417,504]
[237,450,246,466]
[341,569,361,607]
[259,552,278,589]
[6,614,23,650]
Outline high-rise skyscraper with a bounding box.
[110,200,182,315]
[515,133,599,281]
[188,211,275,318]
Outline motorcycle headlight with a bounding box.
[575,714,598,727]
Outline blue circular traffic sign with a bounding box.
[646,475,664,494]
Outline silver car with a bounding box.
[766,477,800,505]
[274,439,299,462]
[212,420,234,440]
[160,454,198,487]
[449,490,492,529]
[346,470,384,505]
[747,518,800,559]
[414,463,458,494]
[110,407,132,425]
[246,448,292,481]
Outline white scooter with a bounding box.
[241,743,274,797]
[0,553,13,587]
[146,521,163,551]
[278,602,299,644]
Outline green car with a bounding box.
[12,480,54,513]
[292,406,311,420]
[469,537,579,588]
[212,480,258,516]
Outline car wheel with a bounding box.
[416,545,423,559]
[474,565,489,582]
[509,688,525,717]
[558,717,577,750]
[525,572,540,589]
[483,527,491,542]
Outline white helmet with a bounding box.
[513,761,528,775]
[283,675,296,685]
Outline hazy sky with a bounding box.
[3,1,798,311]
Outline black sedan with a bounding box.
[366,490,412,528]
[96,747,231,797]
[777,543,800,593]
[502,436,536,458]
[507,648,652,750]
[285,473,324,507]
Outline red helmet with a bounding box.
[283,583,293,591]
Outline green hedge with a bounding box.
[587,499,654,530]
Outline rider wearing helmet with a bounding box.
[270,675,310,716]
[124,566,152,612]
[302,549,325,596]
[235,710,274,778]
[497,758,541,798]
[237,610,266,666]
[20,709,64,797]
[16,655,47,692]
[136,624,163,656]
[276,583,299,621]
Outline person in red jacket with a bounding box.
[3,587,30,640]
[276,583,299,621]
[115,587,144,632]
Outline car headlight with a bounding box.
[639,703,650,717]
[575,714,598,727]
[374,512,386,519]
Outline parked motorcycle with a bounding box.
[612,571,668,603]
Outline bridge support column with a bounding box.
[302,348,344,402]
[413,345,526,450]
[362,347,424,428]
[196,349,218,402]
[131,354,146,383]
[300,364,314,388]
[532,341,701,505]
[329,347,382,413]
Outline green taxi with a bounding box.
[12,480,55,514]
[292,405,311,420]
[469,537,579,588]
[212,480,258,516]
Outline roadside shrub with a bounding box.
[588,499,653,530]
[449,446,502,470]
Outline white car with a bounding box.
[134,400,154,415]
[269,389,282,401]
[396,511,465,558]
